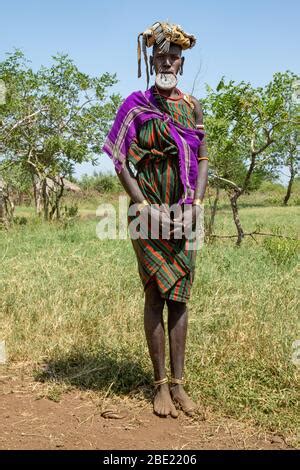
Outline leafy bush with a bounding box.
[259,181,286,194]
[57,204,79,229]
[13,216,28,225]
[62,204,79,218]
[79,172,122,194]
[263,237,299,265]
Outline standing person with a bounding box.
[103,22,208,418]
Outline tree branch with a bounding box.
[211,230,298,241]
[2,108,48,137]
[210,173,242,191]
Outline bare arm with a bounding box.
[191,96,209,202]
[194,160,208,202]
[116,161,146,204]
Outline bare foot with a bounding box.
[170,384,197,416]
[153,384,179,418]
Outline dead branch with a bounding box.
[210,173,242,191]
[210,231,298,241]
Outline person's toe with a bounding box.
[184,407,195,416]
[170,406,179,418]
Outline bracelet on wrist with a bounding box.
[136,199,149,212]
[192,198,204,207]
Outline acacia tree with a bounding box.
[204,71,298,244]
[265,78,299,205]
[0,50,121,219]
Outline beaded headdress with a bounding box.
[137,22,196,88]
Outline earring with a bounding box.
[180,57,185,76]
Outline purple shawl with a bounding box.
[102,87,205,204]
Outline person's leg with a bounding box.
[144,281,178,418]
[167,299,196,415]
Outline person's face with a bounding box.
[152,44,183,76]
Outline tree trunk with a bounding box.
[49,177,64,220]
[229,190,244,246]
[228,148,256,245]
[0,188,7,227]
[0,185,14,227]
[207,186,220,240]
[32,175,44,216]
[17,191,24,206]
[42,179,49,221]
[55,178,64,220]
[283,163,295,206]
[4,195,15,222]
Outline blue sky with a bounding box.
[1,0,299,177]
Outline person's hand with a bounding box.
[133,202,203,240]
[191,204,203,229]
[160,203,184,240]
[156,204,183,239]
[172,203,203,239]
[148,203,185,240]
[137,203,176,239]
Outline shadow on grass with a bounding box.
[34,348,153,399]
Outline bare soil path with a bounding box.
[0,367,291,450]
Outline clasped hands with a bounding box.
[138,201,203,239]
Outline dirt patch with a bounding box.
[0,366,292,450]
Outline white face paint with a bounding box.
[155,73,178,91]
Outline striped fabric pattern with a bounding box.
[127,91,198,303]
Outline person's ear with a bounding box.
[179,56,185,75]
[150,56,154,75]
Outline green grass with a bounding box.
[1,200,299,443]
